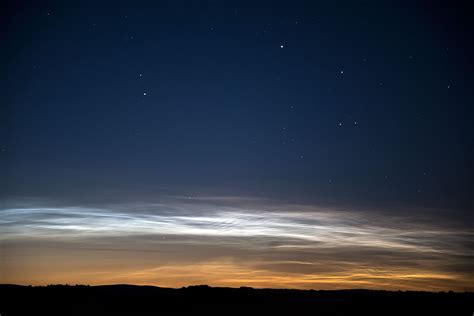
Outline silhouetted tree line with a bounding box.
[0,284,472,315]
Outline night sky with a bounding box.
[1,1,473,291]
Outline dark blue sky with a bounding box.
[2,1,473,211]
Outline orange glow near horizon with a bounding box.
[1,199,473,292]
[2,258,472,292]
[2,245,472,291]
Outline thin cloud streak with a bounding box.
[1,198,472,291]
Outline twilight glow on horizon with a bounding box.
[1,197,473,291]
[1,1,473,291]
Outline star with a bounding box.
[143,92,147,96]
[354,121,358,125]
[280,44,284,48]
[139,74,143,77]
[340,70,344,74]
[338,122,343,126]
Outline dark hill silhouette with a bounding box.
[0,284,472,315]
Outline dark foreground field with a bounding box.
[1,284,472,315]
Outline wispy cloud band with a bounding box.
[1,198,472,291]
